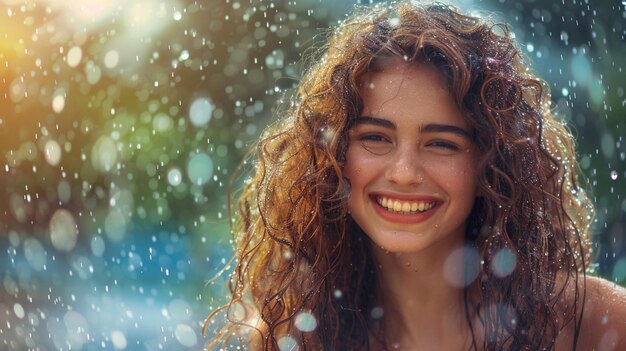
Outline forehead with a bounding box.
[358,61,467,128]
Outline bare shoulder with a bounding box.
[578,275,626,350]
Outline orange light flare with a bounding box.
[0,0,177,148]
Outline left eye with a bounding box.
[428,141,460,151]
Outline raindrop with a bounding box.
[85,61,102,85]
[169,299,192,321]
[104,208,127,242]
[187,153,213,185]
[610,170,618,180]
[111,330,127,349]
[23,237,46,271]
[178,50,190,62]
[265,50,285,69]
[443,246,481,287]
[294,311,317,332]
[188,98,214,127]
[44,140,62,166]
[174,324,197,347]
[370,306,384,319]
[14,303,25,319]
[64,311,89,348]
[168,168,183,186]
[49,209,79,252]
[278,336,299,351]
[90,236,105,257]
[153,112,173,132]
[490,248,517,278]
[52,94,65,114]
[67,46,82,67]
[104,50,120,69]
[91,136,118,172]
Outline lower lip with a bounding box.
[370,196,438,224]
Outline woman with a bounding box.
[205,1,626,350]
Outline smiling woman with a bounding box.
[205,1,626,350]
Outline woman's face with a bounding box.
[344,61,480,254]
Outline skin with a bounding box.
[344,61,480,349]
[342,60,626,350]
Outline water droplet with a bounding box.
[168,168,182,186]
[91,136,118,172]
[278,336,299,351]
[370,306,384,319]
[67,46,82,67]
[104,50,119,69]
[23,237,46,271]
[490,247,517,278]
[13,303,25,319]
[90,235,105,257]
[294,311,317,332]
[49,209,78,252]
[111,330,127,349]
[610,170,618,180]
[174,324,197,347]
[443,246,481,287]
[52,94,65,113]
[187,153,213,185]
[189,98,213,127]
[44,140,62,166]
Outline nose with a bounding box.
[384,146,424,186]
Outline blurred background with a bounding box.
[0,0,624,349]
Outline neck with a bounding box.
[369,237,475,349]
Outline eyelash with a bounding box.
[428,140,460,151]
[359,134,390,143]
[356,133,462,153]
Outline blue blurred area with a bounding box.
[1,225,233,349]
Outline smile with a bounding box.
[376,196,436,214]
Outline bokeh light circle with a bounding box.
[49,209,78,252]
[187,153,213,185]
[188,98,213,127]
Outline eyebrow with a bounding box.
[352,116,472,139]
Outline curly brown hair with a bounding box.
[204,1,594,350]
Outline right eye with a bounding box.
[359,134,389,143]
[358,133,393,155]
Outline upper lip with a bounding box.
[369,192,442,202]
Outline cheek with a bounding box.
[343,147,368,180]
[434,160,479,195]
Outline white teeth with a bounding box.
[393,201,402,212]
[376,196,435,214]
